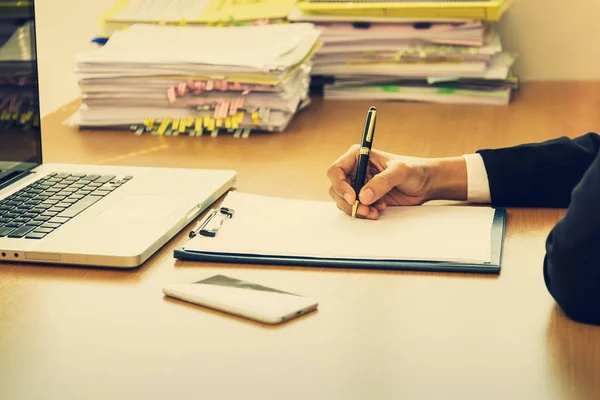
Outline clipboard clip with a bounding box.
[189,207,235,238]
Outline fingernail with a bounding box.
[343,193,353,204]
[360,188,374,204]
[369,210,378,219]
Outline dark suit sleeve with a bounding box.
[476,132,600,208]
[542,149,600,325]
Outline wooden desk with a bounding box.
[1,82,600,400]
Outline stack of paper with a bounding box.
[288,4,519,106]
[94,0,298,43]
[70,23,321,136]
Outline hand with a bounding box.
[327,145,468,219]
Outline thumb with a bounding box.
[358,168,403,205]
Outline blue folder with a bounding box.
[174,208,506,274]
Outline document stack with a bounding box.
[94,0,298,44]
[290,0,519,105]
[70,23,321,137]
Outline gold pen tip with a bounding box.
[351,201,359,218]
[369,106,376,111]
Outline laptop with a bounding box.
[0,3,236,268]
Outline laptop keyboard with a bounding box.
[0,173,132,239]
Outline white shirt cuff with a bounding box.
[462,153,491,203]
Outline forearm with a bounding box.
[477,133,600,208]
[421,135,600,325]
[424,154,491,204]
[424,156,469,202]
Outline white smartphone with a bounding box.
[163,275,318,325]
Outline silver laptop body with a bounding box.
[0,5,236,268]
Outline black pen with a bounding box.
[352,106,377,218]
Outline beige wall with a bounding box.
[34,0,113,117]
[498,0,600,80]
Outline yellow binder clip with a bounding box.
[157,118,172,135]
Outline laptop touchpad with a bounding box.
[98,194,190,221]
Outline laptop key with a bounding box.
[81,175,101,181]
[33,227,54,234]
[8,225,36,238]
[32,217,51,223]
[40,211,59,218]
[25,232,46,239]
[0,226,15,237]
[95,175,116,184]
[58,196,102,218]
[42,222,61,229]
[5,222,22,228]
[93,190,111,196]
[54,173,71,179]
[49,216,70,224]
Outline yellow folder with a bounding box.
[295,0,515,21]
[104,0,298,24]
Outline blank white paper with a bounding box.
[184,191,496,264]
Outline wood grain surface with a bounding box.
[1,82,599,400]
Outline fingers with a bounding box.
[373,200,387,212]
[327,145,393,219]
[329,186,379,219]
[358,167,406,206]
[326,145,359,205]
[357,169,394,205]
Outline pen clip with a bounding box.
[189,207,235,238]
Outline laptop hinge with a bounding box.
[0,170,34,192]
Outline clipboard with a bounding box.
[174,192,507,274]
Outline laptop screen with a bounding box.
[0,1,42,188]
